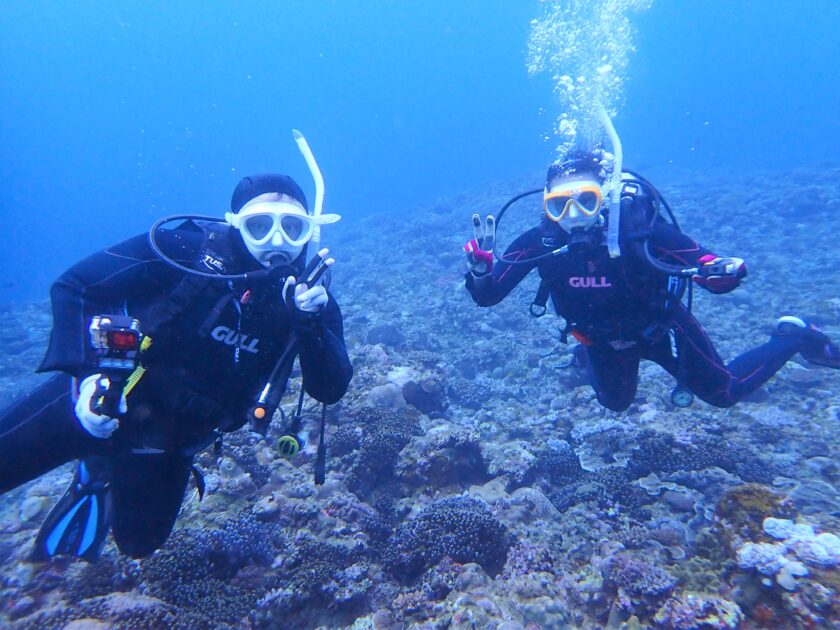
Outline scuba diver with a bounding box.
[463,117,840,412]
[0,132,353,560]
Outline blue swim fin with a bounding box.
[32,457,112,562]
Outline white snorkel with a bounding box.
[292,129,327,245]
[597,105,624,258]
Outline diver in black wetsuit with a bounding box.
[463,149,840,412]
[0,170,353,559]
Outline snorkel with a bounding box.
[292,129,325,248]
[597,104,624,258]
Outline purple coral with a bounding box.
[653,593,744,629]
[250,536,374,628]
[601,552,677,615]
[332,407,422,498]
[384,496,510,582]
[628,430,774,484]
[447,378,485,409]
[502,541,558,578]
[140,514,276,622]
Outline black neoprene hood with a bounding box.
[545,150,604,187]
[230,173,309,213]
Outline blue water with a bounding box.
[1,0,838,303]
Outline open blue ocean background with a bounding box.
[1,0,838,304]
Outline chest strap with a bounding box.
[144,274,210,334]
[197,292,236,337]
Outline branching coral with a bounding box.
[384,496,510,582]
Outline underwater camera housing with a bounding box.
[88,314,142,417]
[89,315,142,373]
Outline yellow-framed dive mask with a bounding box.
[543,181,604,223]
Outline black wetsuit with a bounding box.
[0,222,353,557]
[466,214,803,411]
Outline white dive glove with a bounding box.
[74,374,126,439]
[293,282,329,313]
[282,248,334,314]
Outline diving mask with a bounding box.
[225,201,340,265]
[544,180,604,232]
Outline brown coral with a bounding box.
[712,484,797,555]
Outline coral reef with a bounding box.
[140,514,277,623]
[735,516,840,595]
[396,422,489,490]
[332,406,422,499]
[713,483,798,554]
[251,536,375,629]
[2,166,840,627]
[384,496,510,582]
[600,551,678,616]
[653,593,744,629]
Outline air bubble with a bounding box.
[527,0,653,157]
